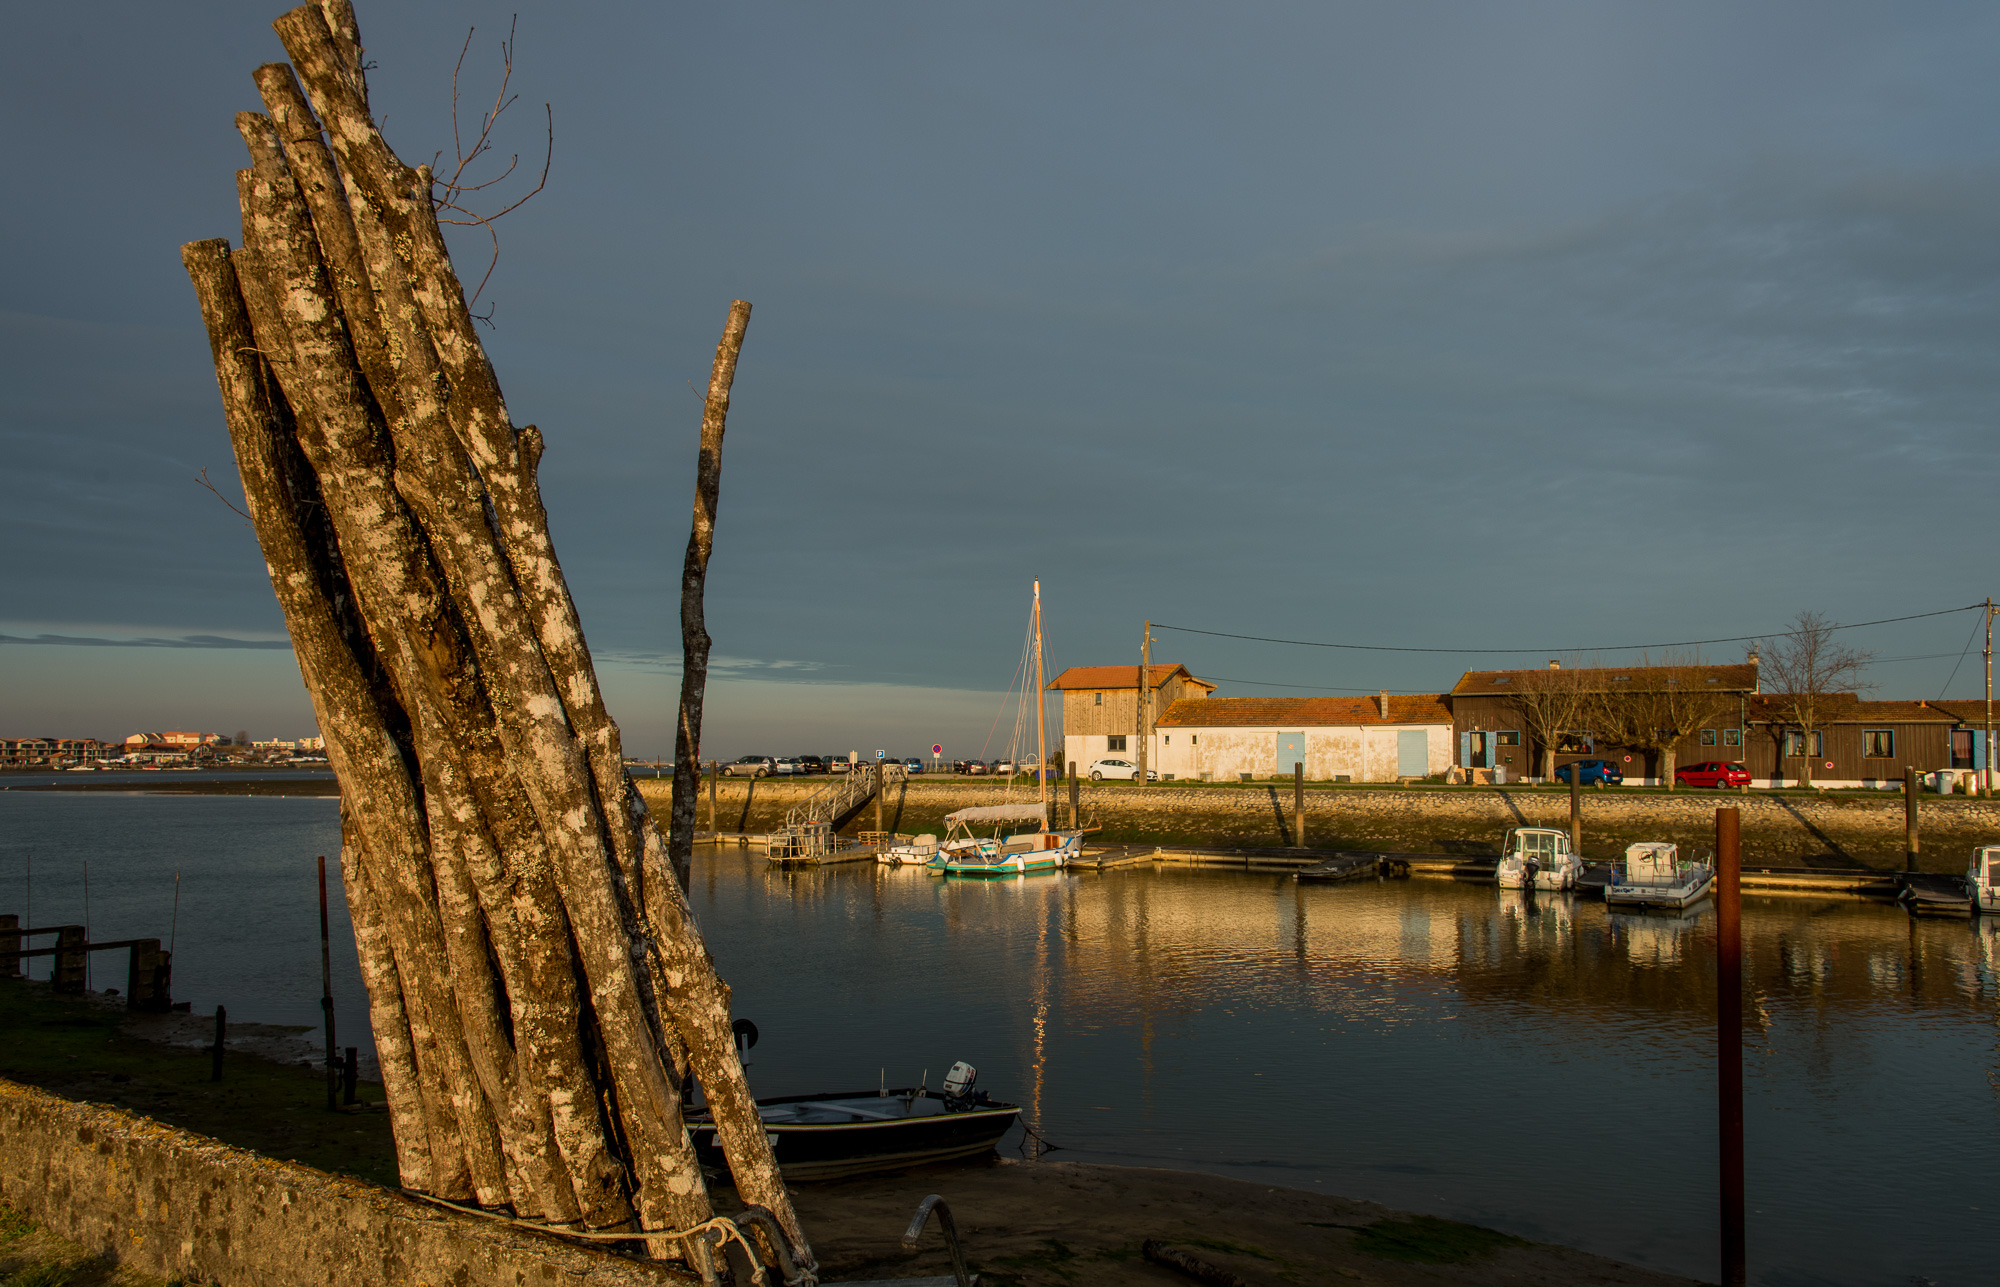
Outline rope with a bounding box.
[399,1191,818,1286]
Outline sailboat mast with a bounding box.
[1034,581,1048,808]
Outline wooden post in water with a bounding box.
[1904,766,1919,872]
[875,763,884,835]
[1294,762,1306,848]
[211,1005,226,1082]
[1715,806,1746,1287]
[1569,771,1582,852]
[318,855,338,1112]
[1069,763,1079,830]
[708,760,719,839]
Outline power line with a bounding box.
[1152,604,1981,656]
[1202,675,1438,694]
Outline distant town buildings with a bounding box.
[0,730,324,768]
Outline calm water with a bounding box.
[3,786,1996,1285]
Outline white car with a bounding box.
[1088,758,1157,782]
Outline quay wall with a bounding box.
[639,777,2000,871]
[0,1078,690,1287]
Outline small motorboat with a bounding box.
[878,833,939,865]
[686,1061,1020,1181]
[1900,870,1973,917]
[1604,842,1715,909]
[1496,827,1583,891]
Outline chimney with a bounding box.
[1377,690,1390,719]
[1748,646,1760,694]
[1548,659,1561,670]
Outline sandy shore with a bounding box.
[727,1158,1702,1287]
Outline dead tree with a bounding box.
[179,3,808,1272]
[1588,652,1738,789]
[1753,611,1876,788]
[1506,661,1592,781]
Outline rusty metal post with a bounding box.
[1069,763,1079,830]
[1905,766,1919,872]
[53,926,86,994]
[0,914,18,979]
[1716,806,1746,1287]
[1569,769,1582,852]
[1294,762,1306,848]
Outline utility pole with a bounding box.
[1985,596,1993,797]
[1136,620,1152,786]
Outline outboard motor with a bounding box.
[941,1060,988,1111]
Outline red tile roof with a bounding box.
[1046,664,1214,692]
[1156,694,1452,728]
[1746,696,1984,723]
[1452,663,1758,696]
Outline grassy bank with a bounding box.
[0,981,397,1188]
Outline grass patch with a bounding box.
[1351,1215,1526,1265]
[0,982,398,1188]
[0,1202,174,1287]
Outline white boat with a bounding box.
[924,804,1083,876]
[1495,827,1583,890]
[1604,842,1715,908]
[1968,845,2000,916]
[878,833,940,865]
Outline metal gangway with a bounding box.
[766,761,906,861]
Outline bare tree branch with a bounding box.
[195,465,254,524]
[1753,612,1877,788]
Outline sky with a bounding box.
[5,1,2000,760]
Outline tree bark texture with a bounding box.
[669,302,751,891]
[179,4,807,1271]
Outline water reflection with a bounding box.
[697,858,1999,1287]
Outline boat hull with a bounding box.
[1604,870,1716,909]
[688,1091,1020,1181]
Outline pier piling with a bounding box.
[1903,766,1919,872]
[1293,763,1305,849]
[1716,806,1746,1287]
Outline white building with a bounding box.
[1153,693,1454,782]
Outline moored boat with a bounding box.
[685,1062,1020,1181]
[924,804,1082,876]
[1496,827,1583,891]
[1604,842,1715,909]
[1968,845,2000,916]
[1900,871,1973,916]
[878,833,939,865]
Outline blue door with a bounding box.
[1397,730,1428,778]
[1276,732,1305,777]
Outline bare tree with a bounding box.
[1589,652,1740,789]
[1753,611,1876,788]
[1507,661,1592,780]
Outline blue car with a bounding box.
[1555,759,1623,786]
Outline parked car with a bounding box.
[722,755,775,778]
[795,755,827,775]
[902,757,925,774]
[993,759,1018,776]
[1088,758,1157,782]
[1554,759,1623,786]
[772,757,804,776]
[826,756,851,774]
[951,759,987,775]
[1676,761,1751,789]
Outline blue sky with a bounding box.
[5,2,2000,759]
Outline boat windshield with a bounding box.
[1513,831,1565,859]
[1987,860,2000,886]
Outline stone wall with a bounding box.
[0,1078,689,1286]
[640,776,2000,869]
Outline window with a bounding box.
[1723,729,1741,747]
[1492,676,1511,684]
[1094,692,1102,706]
[1107,735,1127,752]
[1864,729,1894,758]
[1495,731,1521,747]
[1701,729,1718,746]
[1163,736,1170,745]
[1783,730,1824,758]
[1554,730,1593,754]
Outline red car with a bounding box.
[1676,761,1751,789]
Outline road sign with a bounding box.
[876,749,885,760]
[932,744,943,756]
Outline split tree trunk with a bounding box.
[180,1,806,1270]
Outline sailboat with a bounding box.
[928,581,1085,877]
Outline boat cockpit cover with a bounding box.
[945,804,1048,825]
[1624,841,1679,882]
